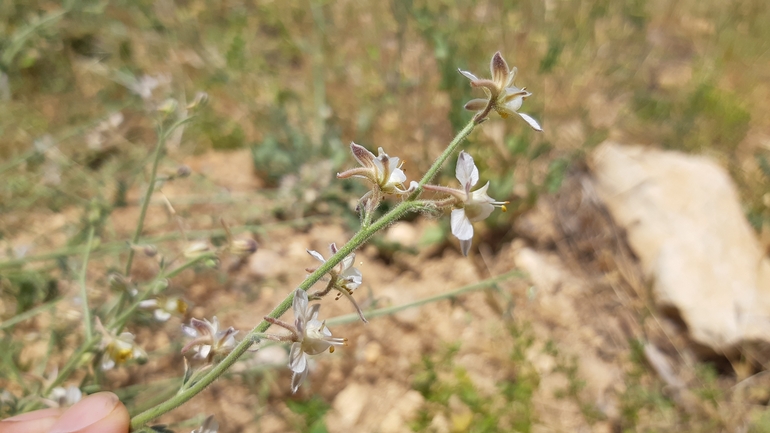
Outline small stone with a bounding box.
[331,383,368,427]
[364,341,382,364]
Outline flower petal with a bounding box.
[490,51,510,85]
[306,249,326,263]
[291,365,309,393]
[455,151,479,189]
[464,99,488,111]
[289,343,306,373]
[340,253,355,271]
[101,358,116,371]
[460,239,472,256]
[458,69,479,82]
[154,309,172,321]
[350,142,375,168]
[307,303,321,322]
[292,289,308,323]
[181,324,199,338]
[450,209,474,241]
[517,112,543,132]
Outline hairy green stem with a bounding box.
[129,200,427,429]
[409,118,476,200]
[129,121,478,429]
[79,226,96,341]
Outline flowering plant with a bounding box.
[1,50,540,432]
[126,51,540,429]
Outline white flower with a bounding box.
[139,296,188,321]
[307,243,367,323]
[96,318,147,371]
[288,289,347,393]
[459,51,542,130]
[181,317,238,361]
[47,385,82,408]
[337,143,417,212]
[127,74,170,101]
[337,142,409,194]
[424,151,508,256]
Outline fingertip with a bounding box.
[49,392,128,433]
[0,408,63,433]
[76,397,129,433]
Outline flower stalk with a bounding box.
[129,121,480,429]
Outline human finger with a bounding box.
[48,392,129,433]
[0,407,64,433]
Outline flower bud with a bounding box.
[183,241,211,259]
[108,273,137,296]
[130,243,157,257]
[157,98,178,116]
[230,238,258,257]
[186,91,209,111]
[176,165,191,178]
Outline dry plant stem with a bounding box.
[124,125,170,278]
[115,117,191,319]
[0,298,62,330]
[129,121,479,430]
[113,252,216,332]
[326,269,523,326]
[38,253,215,407]
[0,218,318,270]
[41,336,99,399]
[79,225,96,340]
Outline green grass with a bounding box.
[410,325,539,433]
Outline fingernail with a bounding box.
[2,407,61,422]
[49,392,120,433]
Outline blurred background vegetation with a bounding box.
[3,0,770,249]
[2,0,770,431]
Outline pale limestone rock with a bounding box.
[590,142,770,353]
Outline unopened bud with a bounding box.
[176,165,191,178]
[183,241,210,259]
[157,98,178,116]
[230,238,258,257]
[108,273,137,296]
[87,208,101,224]
[131,243,157,257]
[186,91,209,110]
